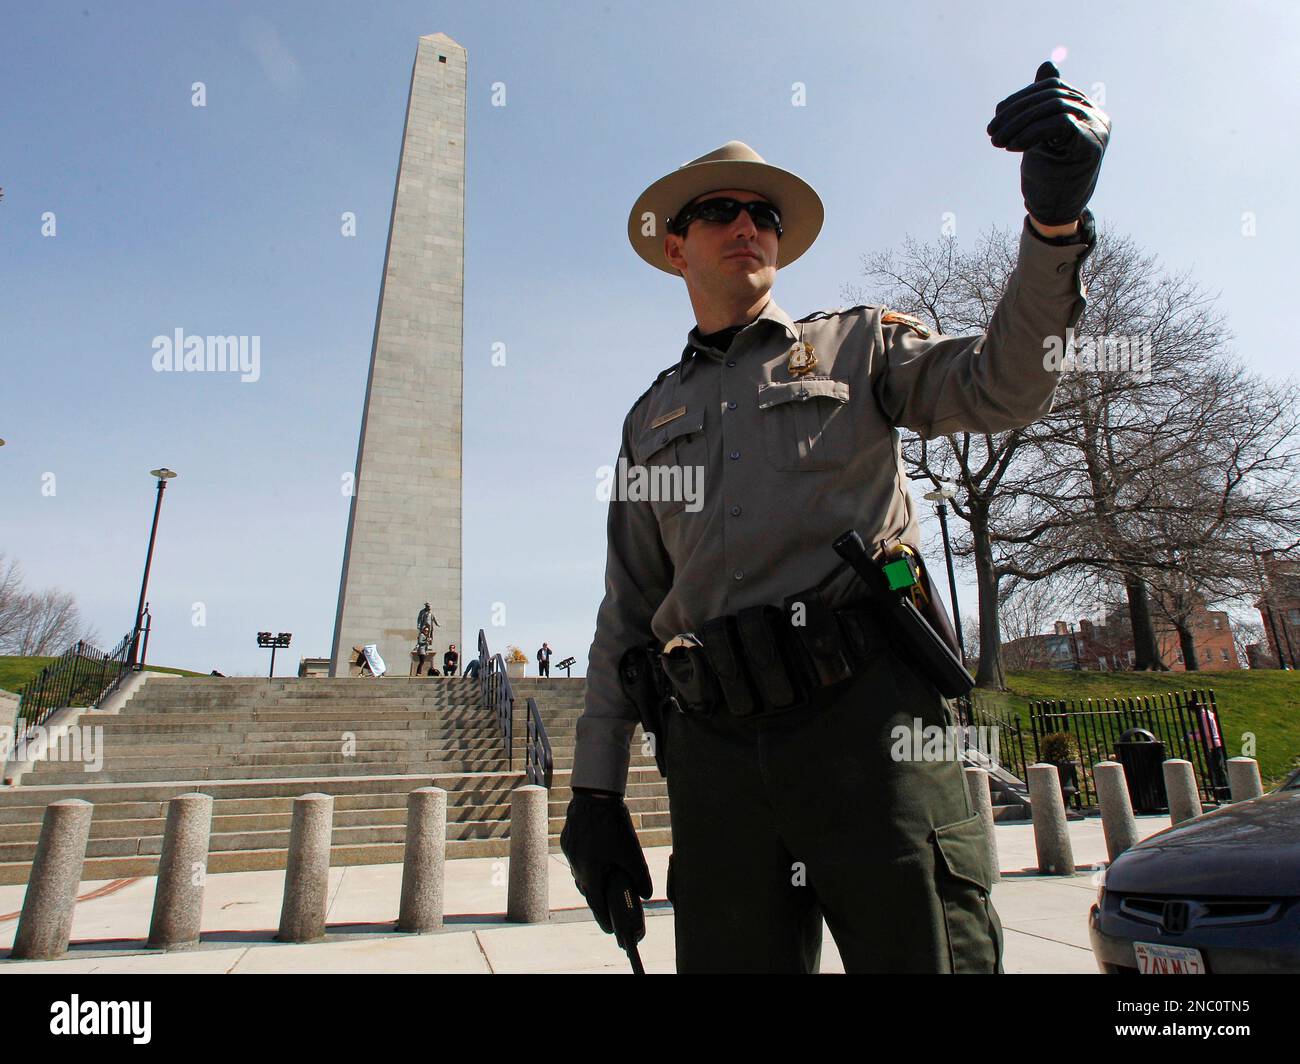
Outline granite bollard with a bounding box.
[397,787,447,933]
[963,767,1000,884]
[1027,763,1075,875]
[507,785,548,923]
[277,793,334,943]
[1162,759,1203,825]
[12,799,94,960]
[1094,761,1139,861]
[1227,757,1263,802]
[148,792,213,949]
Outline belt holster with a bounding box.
[660,643,721,717]
[618,644,676,776]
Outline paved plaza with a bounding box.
[0,814,1172,974]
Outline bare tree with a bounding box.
[5,589,86,656]
[846,228,1036,688]
[1232,618,1268,668]
[961,615,982,672]
[989,232,1250,672]
[847,224,1300,688]
[0,554,98,657]
[0,554,26,650]
[1113,369,1300,670]
[1002,576,1086,642]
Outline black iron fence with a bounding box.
[954,693,1031,784]
[1027,689,1227,810]
[14,629,136,735]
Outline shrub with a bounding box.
[1039,732,1078,763]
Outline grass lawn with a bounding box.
[0,656,205,697]
[974,670,1300,788]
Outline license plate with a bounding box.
[1134,942,1205,974]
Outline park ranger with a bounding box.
[561,62,1109,973]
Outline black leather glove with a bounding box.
[987,61,1111,227]
[559,789,653,934]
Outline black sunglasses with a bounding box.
[669,197,783,237]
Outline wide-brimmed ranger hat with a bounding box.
[627,140,824,275]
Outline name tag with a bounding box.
[651,405,687,429]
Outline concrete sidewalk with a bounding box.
[0,814,1172,974]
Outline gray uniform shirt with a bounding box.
[573,216,1095,793]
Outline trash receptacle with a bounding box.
[1115,727,1167,814]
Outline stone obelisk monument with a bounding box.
[330,34,466,677]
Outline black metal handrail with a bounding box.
[478,629,514,769]
[492,654,513,769]
[14,628,136,736]
[524,696,554,789]
[477,628,490,706]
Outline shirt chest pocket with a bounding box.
[758,377,852,471]
[633,407,707,520]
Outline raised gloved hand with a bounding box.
[987,61,1111,227]
[559,789,653,934]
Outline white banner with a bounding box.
[362,644,387,677]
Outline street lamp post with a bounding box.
[129,468,177,669]
[923,482,964,659]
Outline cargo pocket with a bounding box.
[758,377,851,471]
[666,853,677,906]
[932,813,1003,974]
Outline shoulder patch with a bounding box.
[794,304,874,324]
[880,309,933,339]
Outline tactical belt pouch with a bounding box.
[783,587,854,688]
[700,616,758,717]
[661,644,720,717]
[735,604,801,710]
[835,607,875,667]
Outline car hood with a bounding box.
[1106,790,1300,896]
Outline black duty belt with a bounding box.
[656,589,883,720]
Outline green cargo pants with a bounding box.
[663,640,1004,974]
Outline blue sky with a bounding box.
[2,0,1296,675]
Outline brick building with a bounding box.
[1001,623,1079,670]
[1004,603,1242,672]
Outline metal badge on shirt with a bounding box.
[787,341,817,377]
